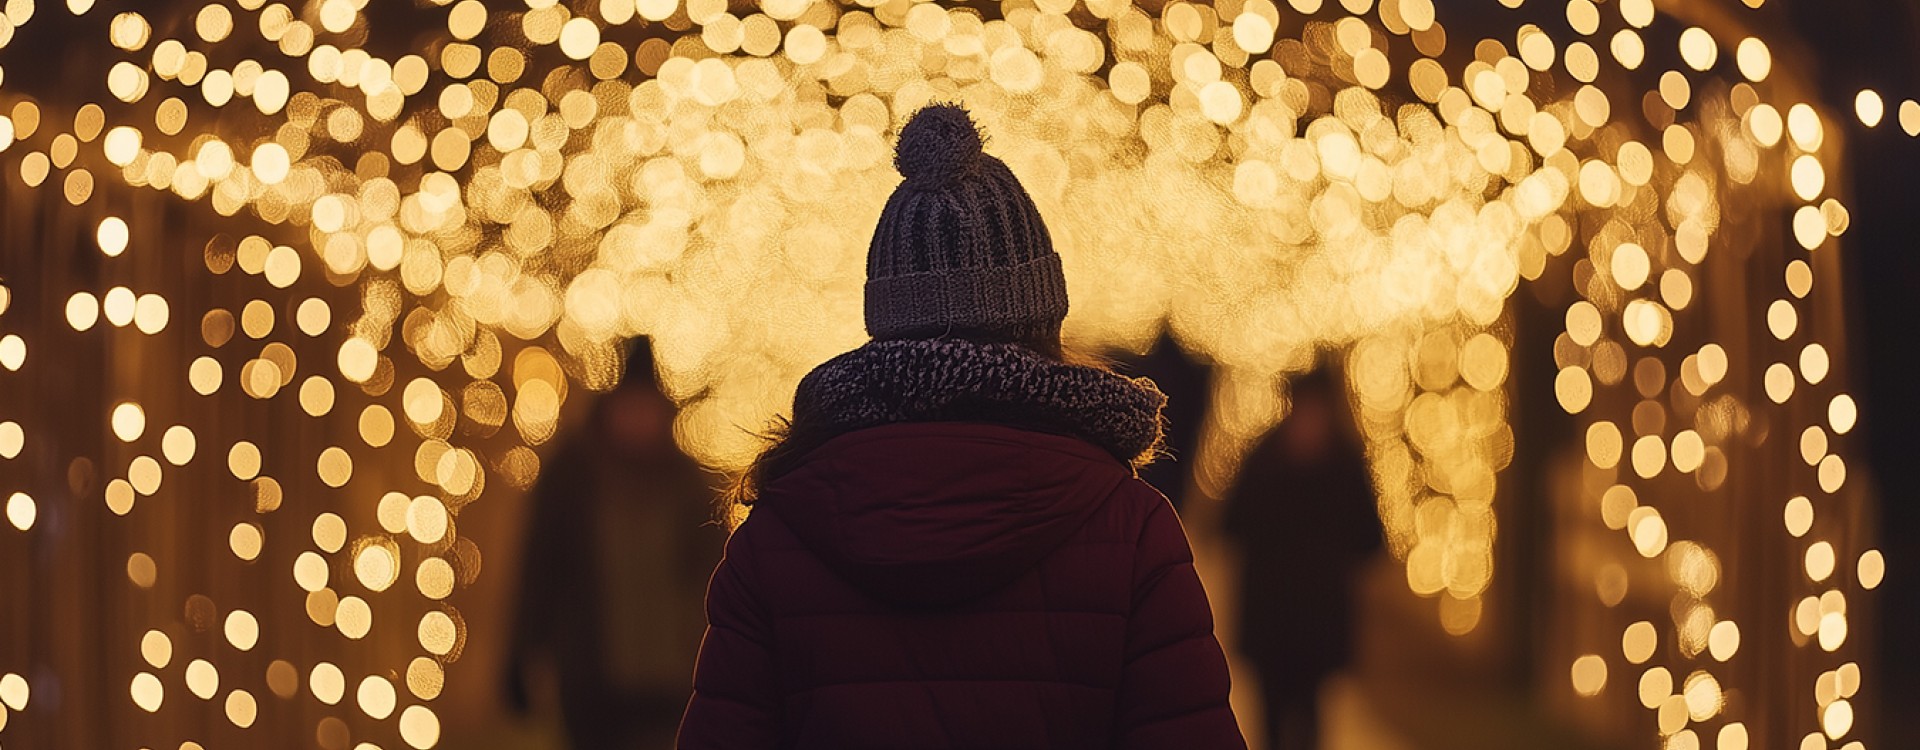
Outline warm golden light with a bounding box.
[227,440,261,480]
[354,541,399,593]
[5,492,34,531]
[225,688,257,728]
[1736,38,1771,82]
[131,293,167,334]
[1571,654,1608,696]
[0,334,27,371]
[95,216,130,257]
[310,663,345,706]
[335,595,372,640]
[1858,550,1885,590]
[0,0,1880,744]
[1599,485,1636,530]
[1622,300,1673,347]
[160,425,195,465]
[108,11,150,50]
[125,552,156,588]
[312,513,347,553]
[1765,363,1797,404]
[1790,156,1826,202]
[225,609,259,651]
[109,401,145,442]
[1637,666,1672,710]
[1708,620,1741,662]
[102,124,140,164]
[1785,496,1815,537]
[1806,541,1836,582]
[407,495,448,544]
[266,660,299,700]
[416,556,455,600]
[317,446,353,488]
[1679,671,1721,723]
[1800,343,1831,385]
[1788,103,1824,151]
[128,455,161,496]
[295,297,330,335]
[1819,454,1847,493]
[399,704,442,749]
[1855,90,1884,127]
[293,551,329,592]
[357,675,397,720]
[66,291,103,331]
[140,630,171,668]
[130,672,163,712]
[1557,367,1593,413]
[1823,699,1854,739]
[228,523,263,562]
[1611,243,1650,291]
[1818,611,1848,652]
[1630,435,1666,479]
[338,337,378,382]
[419,609,459,659]
[299,376,336,417]
[1829,394,1858,434]
[188,356,222,395]
[1720,723,1749,750]
[185,658,218,700]
[1678,27,1718,71]
[1629,507,1667,558]
[1801,426,1829,466]
[407,656,445,701]
[1438,595,1482,636]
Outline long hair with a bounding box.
[721,328,1092,514]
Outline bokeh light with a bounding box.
[0,0,1884,746]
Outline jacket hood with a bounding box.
[759,422,1129,608]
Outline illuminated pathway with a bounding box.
[0,0,1888,746]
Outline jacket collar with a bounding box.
[790,338,1167,468]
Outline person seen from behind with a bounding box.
[676,104,1246,749]
[1222,362,1384,750]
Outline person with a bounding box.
[1111,331,1212,508]
[505,338,725,750]
[1222,363,1384,750]
[676,104,1245,749]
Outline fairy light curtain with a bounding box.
[0,0,1880,747]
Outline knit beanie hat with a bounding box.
[864,104,1068,343]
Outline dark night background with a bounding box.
[1789,0,1920,735]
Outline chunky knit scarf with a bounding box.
[790,338,1168,467]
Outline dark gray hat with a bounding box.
[864,104,1067,343]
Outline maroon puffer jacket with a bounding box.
[677,421,1245,749]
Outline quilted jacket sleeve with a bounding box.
[677,526,780,749]
[1116,489,1248,749]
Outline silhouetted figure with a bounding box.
[506,338,724,750]
[678,104,1245,749]
[1223,364,1383,750]
[1113,330,1213,507]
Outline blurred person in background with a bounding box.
[1223,363,1383,750]
[506,337,725,750]
[1110,330,1213,509]
[676,103,1245,749]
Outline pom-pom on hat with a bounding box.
[865,103,1067,343]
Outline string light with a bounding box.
[0,0,1877,747]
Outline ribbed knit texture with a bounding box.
[865,104,1068,341]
